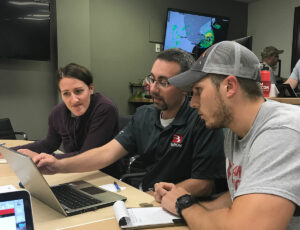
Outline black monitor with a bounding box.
[275,83,298,97]
[233,36,253,50]
[163,8,230,59]
[0,0,51,61]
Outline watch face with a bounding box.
[176,194,197,217]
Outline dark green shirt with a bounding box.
[115,98,225,191]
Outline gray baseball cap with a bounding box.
[261,46,284,59]
[168,41,261,91]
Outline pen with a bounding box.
[114,181,121,192]
[19,181,24,188]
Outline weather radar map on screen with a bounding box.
[164,9,230,58]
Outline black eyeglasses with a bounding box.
[144,74,170,88]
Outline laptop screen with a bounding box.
[0,191,34,230]
[275,83,298,97]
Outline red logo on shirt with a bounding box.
[227,160,242,191]
[172,134,183,143]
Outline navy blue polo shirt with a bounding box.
[115,98,225,191]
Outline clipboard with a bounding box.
[113,200,185,229]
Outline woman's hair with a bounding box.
[56,63,93,89]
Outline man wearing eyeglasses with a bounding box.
[28,49,226,198]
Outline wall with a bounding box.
[56,0,91,69]
[0,0,247,140]
[0,0,58,141]
[66,0,248,115]
[0,60,56,140]
[248,0,300,77]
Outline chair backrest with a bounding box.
[119,114,132,131]
[0,118,16,139]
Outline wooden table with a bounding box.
[0,140,188,230]
[268,97,300,105]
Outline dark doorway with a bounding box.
[291,6,300,72]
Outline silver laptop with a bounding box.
[0,145,127,216]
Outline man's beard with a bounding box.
[152,93,168,111]
[206,92,233,129]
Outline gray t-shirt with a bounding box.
[225,99,300,229]
[290,60,300,82]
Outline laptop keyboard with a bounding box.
[51,185,102,209]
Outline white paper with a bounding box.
[270,84,279,97]
[0,158,7,164]
[113,200,181,228]
[0,185,17,193]
[99,184,125,193]
[113,200,132,226]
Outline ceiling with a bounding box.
[232,0,261,3]
[233,0,259,3]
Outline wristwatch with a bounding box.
[175,194,198,218]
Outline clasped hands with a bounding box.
[153,182,190,216]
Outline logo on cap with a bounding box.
[202,50,207,57]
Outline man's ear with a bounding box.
[223,75,238,98]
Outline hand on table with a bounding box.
[154,182,176,203]
[154,182,190,215]
[33,153,61,175]
[160,186,190,216]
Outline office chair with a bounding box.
[0,118,28,140]
[119,157,146,188]
[118,114,146,188]
[118,114,133,131]
[118,114,134,174]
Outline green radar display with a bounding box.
[163,9,229,59]
[199,30,215,48]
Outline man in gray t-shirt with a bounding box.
[285,59,300,89]
[225,99,300,229]
[156,41,300,230]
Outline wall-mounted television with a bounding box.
[233,36,253,50]
[163,8,230,59]
[0,0,51,61]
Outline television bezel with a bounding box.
[233,35,253,50]
[0,0,52,61]
[163,8,230,54]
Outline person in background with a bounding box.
[284,59,300,90]
[28,48,226,198]
[260,46,284,83]
[156,41,300,230]
[12,63,121,177]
